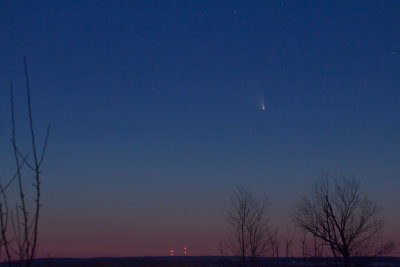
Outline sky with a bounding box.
[0,0,399,258]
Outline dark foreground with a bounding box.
[1,257,400,266]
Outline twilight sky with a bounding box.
[0,0,399,257]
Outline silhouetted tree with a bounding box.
[293,172,394,267]
[300,230,327,266]
[226,185,270,266]
[268,227,294,267]
[0,56,50,266]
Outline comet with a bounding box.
[260,98,266,111]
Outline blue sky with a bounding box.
[1,0,399,257]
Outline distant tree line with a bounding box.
[222,172,395,267]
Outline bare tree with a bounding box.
[293,172,394,267]
[0,56,50,266]
[300,230,327,266]
[226,185,270,266]
[268,227,294,267]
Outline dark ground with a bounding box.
[2,257,400,266]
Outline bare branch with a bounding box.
[293,173,394,267]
